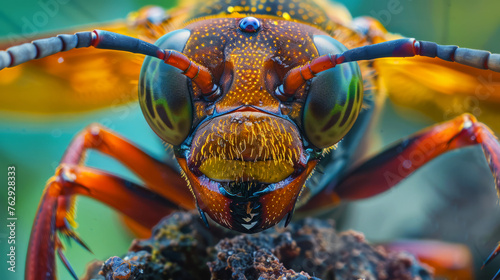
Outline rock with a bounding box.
[86,211,433,280]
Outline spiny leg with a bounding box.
[26,124,195,280]
[27,166,178,280]
[300,113,500,278]
[62,123,194,209]
[302,113,499,205]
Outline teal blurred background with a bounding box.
[0,0,499,279]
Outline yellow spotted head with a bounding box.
[140,14,362,232]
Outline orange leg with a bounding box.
[25,124,195,280]
[381,240,474,280]
[303,113,499,207]
[61,123,193,209]
[301,113,500,278]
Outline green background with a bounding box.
[0,0,499,279]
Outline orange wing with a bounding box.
[370,29,500,131]
[376,56,500,128]
[0,6,190,118]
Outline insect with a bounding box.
[2,0,500,280]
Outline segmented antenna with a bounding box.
[0,30,218,95]
[277,38,500,98]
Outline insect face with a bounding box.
[139,16,363,232]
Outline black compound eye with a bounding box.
[139,29,193,146]
[239,17,261,33]
[302,35,363,149]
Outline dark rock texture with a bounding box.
[84,211,432,280]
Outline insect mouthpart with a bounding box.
[188,111,305,182]
[219,181,270,199]
[177,110,317,232]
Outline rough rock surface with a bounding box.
[83,211,432,280]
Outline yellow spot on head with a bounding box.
[227,6,234,13]
[282,12,291,20]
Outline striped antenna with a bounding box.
[277,38,500,98]
[0,30,218,95]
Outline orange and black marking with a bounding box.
[159,0,370,232]
[138,0,370,232]
[174,15,335,231]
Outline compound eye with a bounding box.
[302,35,363,148]
[139,29,193,146]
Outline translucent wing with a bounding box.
[374,35,500,131]
[0,6,189,117]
